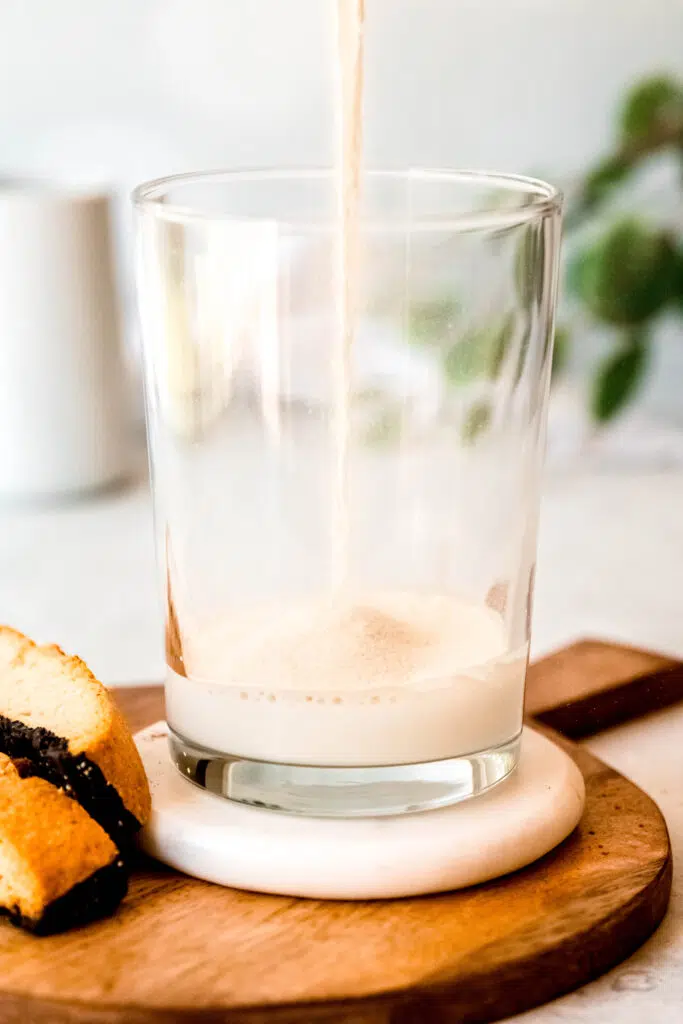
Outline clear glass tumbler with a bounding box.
[134,169,562,817]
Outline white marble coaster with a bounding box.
[135,724,585,900]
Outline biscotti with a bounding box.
[0,626,151,855]
[0,754,127,935]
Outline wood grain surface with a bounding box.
[0,642,673,1024]
[525,639,683,738]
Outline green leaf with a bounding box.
[442,312,517,386]
[551,325,570,379]
[487,312,517,380]
[575,156,631,217]
[443,333,486,385]
[573,219,678,326]
[408,298,459,347]
[513,312,532,388]
[591,332,649,422]
[364,408,403,446]
[461,401,492,444]
[674,247,683,313]
[566,246,599,301]
[566,77,683,232]
[620,76,683,145]
[514,226,545,308]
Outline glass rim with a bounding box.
[132,167,563,233]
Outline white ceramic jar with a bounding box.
[0,183,129,500]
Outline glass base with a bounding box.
[168,729,522,818]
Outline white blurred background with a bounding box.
[4,0,682,178]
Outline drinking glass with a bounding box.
[134,169,562,817]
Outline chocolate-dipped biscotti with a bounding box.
[0,754,127,934]
[0,626,150,855]
[0,626,151,933]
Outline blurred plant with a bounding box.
[364,260,538,447]
[563,74,683,422]
[406,299,528,445]
[363,74,683,447]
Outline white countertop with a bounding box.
[0,463,682,1021]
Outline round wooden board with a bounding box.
[0,672,672,1024]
